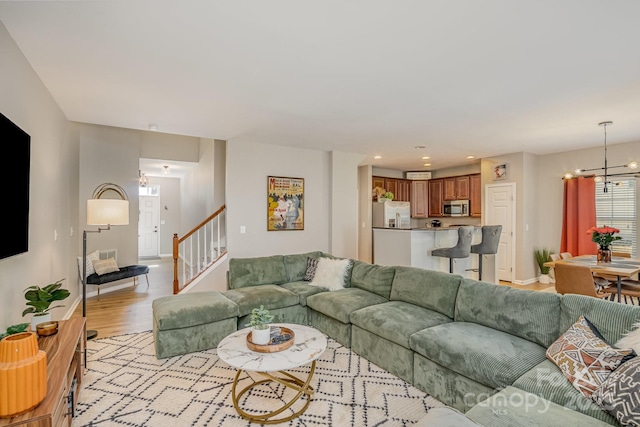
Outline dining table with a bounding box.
[544,255,640,302]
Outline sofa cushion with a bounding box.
[227,255,287,289]
[306,288,387,324]
[591,356,640,426]
[280,281,327,306]
[390,266,461,319]
[560,294,640,345]
[152,291,239,330]
[350,301,452,348]
[223,285,299,317]
[454,279,561,348]
[466,386,613,427]
[410,322,547,389]
[546,315,635,399]
[512,359,619,425]
[349,261,395,299]
[283,251,324,282]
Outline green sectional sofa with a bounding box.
[152,251,640,426]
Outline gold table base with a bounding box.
[231,360,317,424]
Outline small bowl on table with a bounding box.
[36,321,59,337]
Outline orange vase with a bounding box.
[0,332,47,418]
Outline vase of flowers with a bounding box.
[587,226,622,263]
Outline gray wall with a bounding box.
[0,22,78,329]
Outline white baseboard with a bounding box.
[512,278,539,285]
[62,296,81,320]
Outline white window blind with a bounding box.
[595,179,636,256]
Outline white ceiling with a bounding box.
[2,1,640,172]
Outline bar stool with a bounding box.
[469,225,502,281]
[432,226,474,274]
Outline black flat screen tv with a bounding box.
[1,112,30,260]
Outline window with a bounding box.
[595,179,636,256]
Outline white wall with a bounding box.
[0,22,78,330]
[226,138,331,258]
[330,151,366,258]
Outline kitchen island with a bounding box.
[372,227,497,283]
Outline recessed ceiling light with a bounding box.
[149,124,158,131]
[422,156,430,160]
[414,145,426,149]
[374,155,382,159]
[424,163,431,167]
[466,155,475,159]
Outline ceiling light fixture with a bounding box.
[148,124,158,131]
[466,155,475,159]
[424,163,431,167]
[422,156,430,160]
[139,170,148,187]
[571,121,639,193]
[163,165,170,175]
[374,155,382,159]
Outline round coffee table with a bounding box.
[217,323,327,424]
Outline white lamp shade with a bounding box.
[87,199,129,225]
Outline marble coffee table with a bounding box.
[217,323,327,424]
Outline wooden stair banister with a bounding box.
[173,204,226,294]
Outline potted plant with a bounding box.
[246,305,274,345]
[587,226,622,263]
[382,191,394,202]
[534,248,552,284]
[22,278,70,331]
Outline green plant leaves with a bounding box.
[22,278,68,316]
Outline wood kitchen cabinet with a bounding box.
[372,177,411,202]
[443,176,470,201]
[428,179,444,217]
[410,180,428,217]
[469,173,482,217]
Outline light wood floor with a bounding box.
[70,257,174,339]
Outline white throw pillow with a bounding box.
[309,257,351,291]
[92,257,120,275]
[616,321,640,354]
[78,250,100,277]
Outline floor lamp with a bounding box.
[83,183,129,341]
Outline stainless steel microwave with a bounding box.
[443,200,469,217]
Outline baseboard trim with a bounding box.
[512,278,539,285]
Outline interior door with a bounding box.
[138,193,160,258]
[485,183,515,282]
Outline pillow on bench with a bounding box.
[93,257,120,275]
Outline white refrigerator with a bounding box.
[372,201,411,229]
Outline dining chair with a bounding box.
[600,282,640,305]
[612,251,631,258]
[553,262,610,298]
[548,253,561,282]
[560,252,573,259]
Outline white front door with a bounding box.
[138,192,160,258]
[485,183,516,282]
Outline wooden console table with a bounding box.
[0,318,86,427]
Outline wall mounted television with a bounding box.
[1,112,30,260]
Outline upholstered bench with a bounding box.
[86,264,150,299]
[152,291,239,359]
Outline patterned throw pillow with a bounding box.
[303,257,319,281]
[591,356,640,426]
[92,257,120,276]
[546,315,635,398]
[309,257,352,291]
[78,250,100,277]
[616,321,640,355]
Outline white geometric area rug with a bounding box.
[72,331,444,427]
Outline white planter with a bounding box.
[251,327,271,345]
[538,274,550,285]
[31,313,51,331]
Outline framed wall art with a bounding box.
[267,176,304,231]
[493,163,507,181]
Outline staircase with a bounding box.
[172,204,227,294]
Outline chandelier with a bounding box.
[565,121,639,193]
[138,170,148,187]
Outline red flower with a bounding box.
[586,226,622,247]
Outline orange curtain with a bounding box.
[560,177,597,255]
